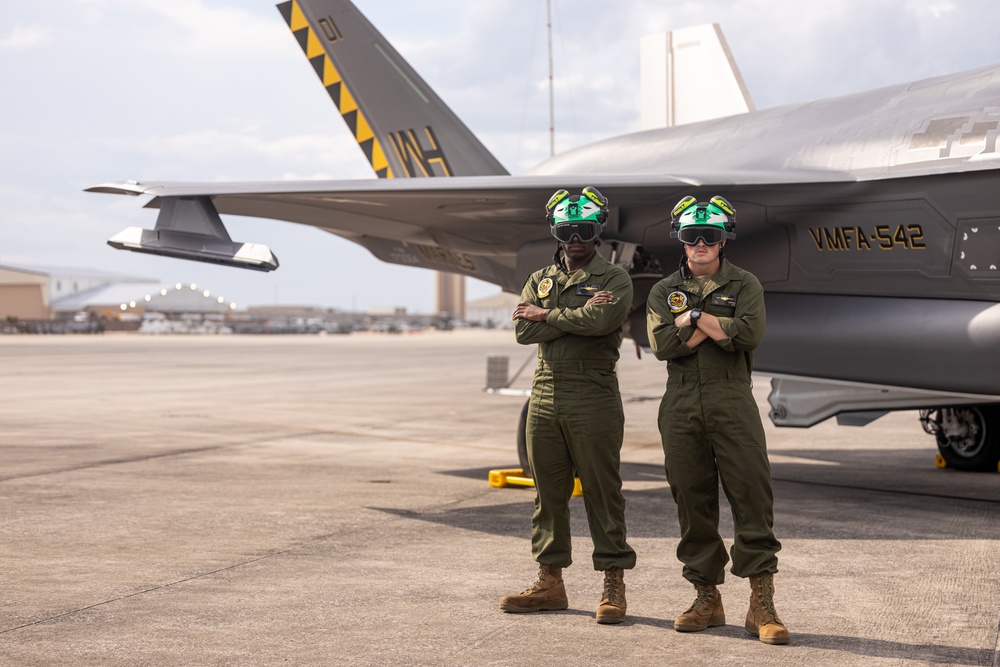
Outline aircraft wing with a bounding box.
[86,174,683,293]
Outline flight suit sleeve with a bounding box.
[514,273,566,345]
[646,280,697,361]
[544,268,633,337]
[713,273,766,352]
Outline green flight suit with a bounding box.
[646,258,780,585]
[515,251,637,572]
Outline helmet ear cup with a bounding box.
[671,196,698,232]
[581,186,607,207]
[670,195,697,238]
[546,189,570,225]
[581,186,609,225]
[709,195,737,234]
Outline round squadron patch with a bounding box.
[667,290,689,313]
[537,277,554,298]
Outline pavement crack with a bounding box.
[772,475,1000,505]
[0,530,341,636]
[208,416,511,453]
[0,432,317,483]
[0,445,231,482]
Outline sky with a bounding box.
[2,0,1000,313]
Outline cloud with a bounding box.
[77,0,289,58]
[924,2,957,19]
[135,130,366,171]
[0,25,56,51]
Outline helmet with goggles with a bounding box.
[546,186,609,243]
[670,195,737,245]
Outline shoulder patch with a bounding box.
[537,277,554,298]
[667,291,689,313]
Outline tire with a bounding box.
[516,399,532,478]
[933,404,1000,472]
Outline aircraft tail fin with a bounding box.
[640,23,754,129]
[277,0,508,178]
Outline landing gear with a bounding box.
[920,405,1000,471]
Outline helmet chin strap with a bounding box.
[679,243,726,279]
[553,237,602,272]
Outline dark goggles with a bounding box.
[552,222,601,243]
[677,225,726,246]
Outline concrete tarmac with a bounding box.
[1,330,998,666]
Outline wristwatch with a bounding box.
[689,308,702,328]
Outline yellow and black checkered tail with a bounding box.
[276,0,507,179]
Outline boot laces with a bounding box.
[521,566,555,594]
[685,583,714,613]
[602,567,622,604]
[754,576,781,624]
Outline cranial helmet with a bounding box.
[669,195,737,244]
[545,186,609,243]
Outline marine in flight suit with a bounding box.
[500,187,636,625]
[646,195,790,645]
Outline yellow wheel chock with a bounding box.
[488,468,583,496]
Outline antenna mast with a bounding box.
[547,0,554,157]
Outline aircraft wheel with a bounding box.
[925,405,1000,471]
[516,399,532,478]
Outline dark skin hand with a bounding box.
[513,290,615,322]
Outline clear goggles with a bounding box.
[677,225,726,246]
[551,222,601,243]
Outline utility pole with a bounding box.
[547,0,555,157]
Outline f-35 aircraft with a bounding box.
[88,0,1000,472]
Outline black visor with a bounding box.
[552,222,601,243]
[677,225,726,245]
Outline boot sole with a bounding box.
[744,620,790,644]
[500,600,569,613]
[595,612,626,625]
[675,615,725,632]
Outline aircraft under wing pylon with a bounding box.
[88,0,1000,473]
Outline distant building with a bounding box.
[0,263,247,332]
[246,305,332,319]
[0,263,157,320]
[466,291,518,328]
[436,273,465,321]
[368,306,409,317]
[1,262,485,332]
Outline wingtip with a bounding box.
[85,181,146,196]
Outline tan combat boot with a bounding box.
[500,564,569,613]
[674,583,725,632]
[595,567,626,624]
[745,572,790,645]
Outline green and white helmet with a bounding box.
[670,195,737,245]
[545,186,609,243]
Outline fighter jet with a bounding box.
[88,0,1000,472]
